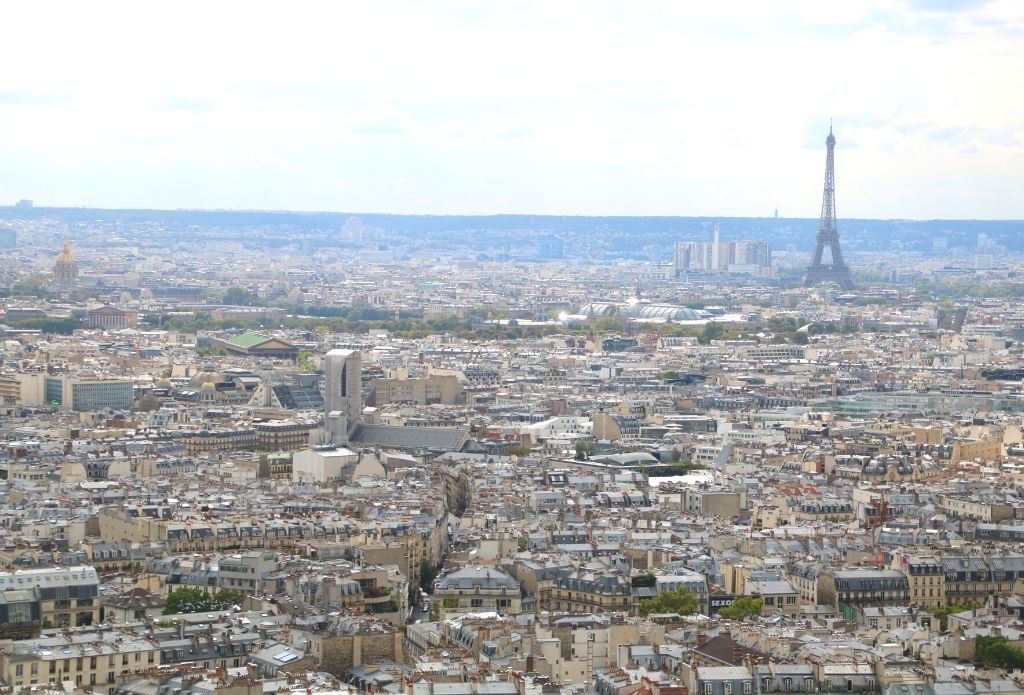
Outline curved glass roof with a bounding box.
[578,303,619,317]
[576,302,701,321]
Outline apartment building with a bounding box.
[0,566,100,629]
[0,631,159,693]
[434,567,521,617]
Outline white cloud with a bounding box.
[0,0,1021,217]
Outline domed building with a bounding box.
[196,379,219,403]
[188,364,225,389]
[52,239,79,285]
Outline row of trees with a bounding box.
[636,588,763,622]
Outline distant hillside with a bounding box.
[3,206,1022,256]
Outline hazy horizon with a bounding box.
[5,203,1024,225]
[2,1,1022,219]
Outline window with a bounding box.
[9,601,31,623]
[783,678,792,692]
[704,684,713,695]
[725,683,732,695]
[743,683,752,695]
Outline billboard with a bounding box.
[708,594,735,615]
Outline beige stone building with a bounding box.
[434,567,521,617]
[369,374,462,406]
[0,632,159,693]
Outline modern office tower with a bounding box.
[323,348,362,443]
[802,126,854,289]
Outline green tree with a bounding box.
[976,636,1024,670]
[638,587,699,617]
[419,560,441,592]
[595,317,624,333]
[631,572,656,588]
[671,447,682,463]
[575,441,594,461]
[927,600,974,632]
[222,286,261,306]
[6,317,81,335]
[698,322,725,345]
[164,587,209,614]
[507,444,532,457]
[164,588,246,615]
[297,351,316,372]
[10,274,54,298]
[717,596,764,621]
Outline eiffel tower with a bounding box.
[802,125,854,289]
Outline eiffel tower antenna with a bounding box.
[802,124,854,290]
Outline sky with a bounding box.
[0,1,1022,219]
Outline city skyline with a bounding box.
[1,1,1022,219]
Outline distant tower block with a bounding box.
[802,126,854,290]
